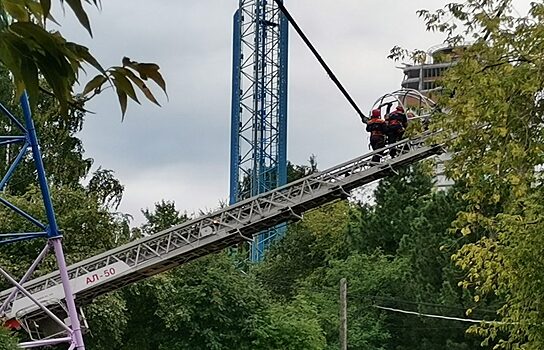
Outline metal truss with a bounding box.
[0,132,443,329]
[0,94,85,349]
[230,0,289,261]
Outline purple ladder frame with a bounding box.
[0,93,85,349]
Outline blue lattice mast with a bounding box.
[0,94,85,349]
[230,0,289,261]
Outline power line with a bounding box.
[374,305,504,324]
[352,293,497,314]
[259,279,497,315]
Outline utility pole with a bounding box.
[340,278,347,350]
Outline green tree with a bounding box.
[141,200,188,235]
[115,199,329,350]
[152,253,267,350]
[0,327,18,350]
[402,1,544,347]
[392,188,489,350]
[255,201,350,300]
[85,292,128,350]
[87,168,125,210]
[251,296,326,350]
[349,164,434,255]
[0,67,92,194]
[150,252,328,350]
[115,200,190,350]
[261,162,488,349]
[349,165,490,349]
[287,155,318,182]
[298,254,407,350]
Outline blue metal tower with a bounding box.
[230,0,289,261]
[0,93,85,349]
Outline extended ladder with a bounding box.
[0,132,443,329]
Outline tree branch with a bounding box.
[38,86,92,114]
[480,57,532,72]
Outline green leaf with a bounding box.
[40,0,52,21]
[115,88,128,117]
[10,22,61,63]
[111,70,139,104]
[118,67,160,106]
[122,57,167,95]
[0,36,23,86]
[0,1,163,118]
[3,2,30,22]
[26,1,46,23]
[20,56,39,109]
[67,42,106,74]
[36,51,72,115]
[1,35,29,98]
[138,64,167,95]
[65,0,93,36]
[82,74,107,96]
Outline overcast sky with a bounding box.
[53,1,529,225]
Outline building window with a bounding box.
[423,81,436,90]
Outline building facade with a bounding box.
[400,45,460,189]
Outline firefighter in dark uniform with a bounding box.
[386,105,408,157]
[366,109,387,163]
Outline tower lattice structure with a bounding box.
[0,94,85,349]
[230,0,289,261]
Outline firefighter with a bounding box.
[366,109,387,163]
[386,105,408,157]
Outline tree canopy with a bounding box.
[391,0,544,347]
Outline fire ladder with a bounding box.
[0,132,442,336]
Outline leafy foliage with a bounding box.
[251,296,326,350]
[0,67,91,194]
[85,292,128,350]
[349,164,434,255]
[300,254,407,350]
[87,167,125,210]
[100,200,328,350]
[153,254,266,350]
[287,155,318,182]
[0,0,166,116]
[257,163,492,349]
[402,1,544,347]
[140,200,188,235]
[0,326,18,350]
[0,72,129,274]
[255,201,350,299]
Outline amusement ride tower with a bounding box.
[230,0,289,261]
[0,94,85,349]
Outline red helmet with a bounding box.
[396,105,405,112]
[371,109,381,118]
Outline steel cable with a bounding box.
[272,0,368,122]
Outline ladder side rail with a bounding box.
[72,143,443,306]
